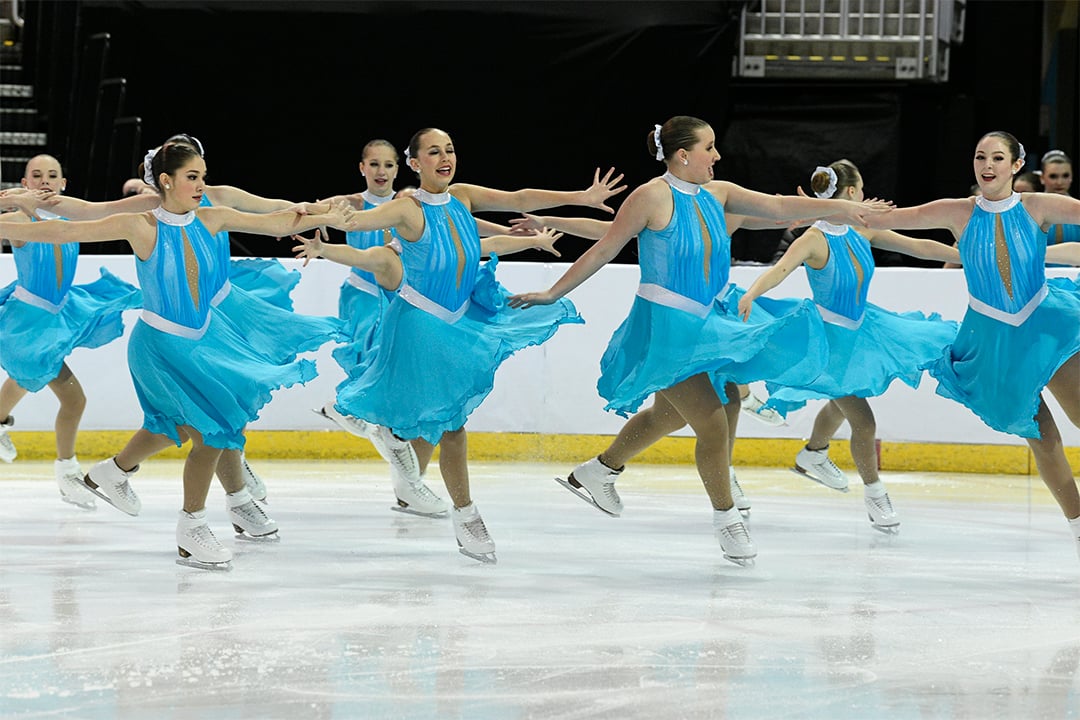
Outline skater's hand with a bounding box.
[292,228,326,266]
[736,294,754,321]
[508,213,544,236]
[508,288,558,309]
[580,167,628,215]
[525,228,564,257]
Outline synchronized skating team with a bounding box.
[0,119,1078,570]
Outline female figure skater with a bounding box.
[0,155,140,509]
[0,142,354,570]
[509,115,890,566]
[296,126,625,563]
[736,159,962,533]
[862,131,1080,559]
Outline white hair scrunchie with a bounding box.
[144,144,160,185]
[1017,142,1026,166]
[813,166,838,198]
[653,124,664,162]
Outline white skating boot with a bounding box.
[864,481,900,534]
[740,391,785,427]
[83,457,142,515]
[239,452,267,502]
[793,444,849,492]
[369,424,420,480]
[55,456,96,510]
[713,506,757,567]
[176,509,233,571]
[226,487,279,541]
[730,465,751,517]
[313,402,370,438]
[1068,517,1080,562]
[452,503,496,563]
[391,468,450,518]
[0,415,16,462]
[556,456,623,516]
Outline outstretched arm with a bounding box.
[736,230,823,320]
[509,213,610,241]
[47,192,159,220]
[1046,243,1080,266]
[864,228,961,264]
[292,229,403,290]
[201,202,353,238]
[481,228,564,258]
[0,212,153,256]
[507,182,655,308]
[715,182,893,228]
[455,167,627,215]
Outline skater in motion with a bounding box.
[0,156,140,509]
[307,140,452,518]
[43,133,346,505]
[296,126,625,563]
[509,115,890,566]
[736,158,962,534]
[861,131,1080,558]
[0,141,354,570]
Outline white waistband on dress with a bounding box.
[636,282,731,318]
[399,283,469,324]
[140,309,211,340]
[816,303,864,329]
[346,271,380,296]
[12,285,68,314]
[210,280,231,306]
[138,280,230,340]
[967,283,1047,327]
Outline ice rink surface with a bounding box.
[2,459,1078,719]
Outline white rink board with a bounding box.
[1,254,1077,447]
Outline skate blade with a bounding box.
[458,547,497,564]
[175,555,233,572]
[233,527,281,542]
[870,520,900,536]
[554,476,620,517]
[724,554,756,568]
[391,504,449,519]
[790,466,849,493]
[79,477,140,515]
[311,406,368,438]
[61,495,97,511]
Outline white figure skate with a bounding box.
[0,415,16,462]
[713,506,757,567]
[226,488,279,541]
[555,456,623,516]
[55,456,96,510]
[391,468,450,518]
[730,465,750,518]
[313,403,371,438]
[176,509,233,571]
[864,483,900,535]
[239,452,267,502]
[452,503,496,564]
[82,457,142,515]
[793,445,850,492]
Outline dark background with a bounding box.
[31,1,1075,264]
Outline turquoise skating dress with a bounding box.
[0,210,140,391]
[127,208,319,449]
[928,193,1080,438]
[333,190,398,375]
[333,189,582,444]
[197,195,345,364]
[597,173,828,417]
[762,221,959,417]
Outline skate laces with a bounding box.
[461,516,491,543]
[867,493,895,515]
[232,500,270,524]
[730,474,745,498]
[719,519,751,544]
[187,523,224,552]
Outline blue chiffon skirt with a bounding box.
[598,285,829,417]
[227,258,300,311]
[764,304,959,417]
[927,277,1080,438]
[0,268,140,391]
[333,281,389,376]
[335,257,583,444]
